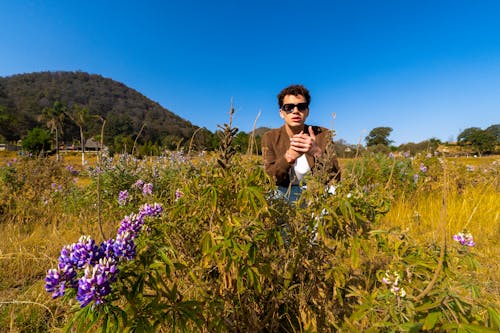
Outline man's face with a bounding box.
[280,94,309,129]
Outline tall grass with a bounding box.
[0,149,498,331]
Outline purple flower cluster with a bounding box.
[381,270,406,297]
[142,183,153,196]
[419,163,428,173]
[6,158,17,167]
[118,190,129,206]
[453,231,475,247]
[130,179,154,196]
[175,189,182,201]
[66,164,79,176]
[51,183,63,192]
[413,174,419,183]
[45,203,163,307]
[77,258,118,306]
[132,179,144,189]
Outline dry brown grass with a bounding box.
[382,157,500,301]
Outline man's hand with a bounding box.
[289,126,321,157]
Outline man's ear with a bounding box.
[280,112,284,119]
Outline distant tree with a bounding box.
[457,127,482,145]
[41,101,65,161]
[22,127,51,154]
[428,137,442,151]
[333,139,358,158]
[194,128,217,151]
[138,141,160,157]
[233,132,249,153]
[162,135,184,150]
[366,143,391,155]
[0,105,18,142]
[66,104,92,166]
[457,127,495,156]
[398,138,442,155]
[485,124,500,143]
[365,127,393,147]
[113,135,134,155]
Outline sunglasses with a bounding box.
[281,103,309,113]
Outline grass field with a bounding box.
[0,150,498,331]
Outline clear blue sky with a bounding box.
[1,0,499,145]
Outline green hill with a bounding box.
[0,71,199,146]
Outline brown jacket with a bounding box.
[261,125,341,187]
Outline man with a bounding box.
[262,84,340,201]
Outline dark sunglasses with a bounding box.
[281,103,309,113]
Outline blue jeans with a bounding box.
[276,185,304,204]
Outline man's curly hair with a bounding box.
[277,84,311,108]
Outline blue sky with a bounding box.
[1,1,499,145]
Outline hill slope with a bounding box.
[0,71,198,145]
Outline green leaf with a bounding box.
[488,306,500,329]
[422,312,441,331]
[200,231,214,255]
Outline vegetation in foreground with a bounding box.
[0,128,499,331]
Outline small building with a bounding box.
[84,138,105,151]
[0,143,21,151]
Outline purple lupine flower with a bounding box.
[466,165,475,172]
[70,236,100,269]
[403,151,410,158]
[57,245,78,287]
[142,183,153,196]
[89,166,103,176]
[133,179,144,189]
[51,184,63,192]
[76,257,118,307]
[419,163,428,173]
[381,271,406,297]
[66,165,79,176]
[138,203,163,218]
[113,231,136,260]
[45,268,67,298]
[413,174,419,183]
[98,239,116,259]
[175,189,182,201]
[388,152,394,158]
[453,231,475,247]
[46,203,163,305]
[118,190,129,206]
[391,285,407,297]
[117,213,143,237]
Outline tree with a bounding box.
[41,101,65,161]
[0,105,18,142]
[457,127,482,145]
[485,124,500,143]
[233,132,249,153]
[365,127,393,147]
[333,139,358,158]
[457,127,495,156]
[113,135,134,154]
[22,127,51,154]
[398,138,442,155]
[67,104,92,166]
